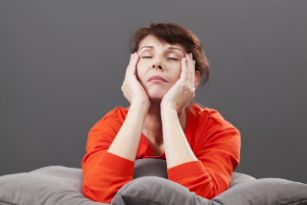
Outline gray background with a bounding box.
[1,0,307,184]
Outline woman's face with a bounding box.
[136,35,186,101]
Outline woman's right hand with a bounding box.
[121,53,151,110]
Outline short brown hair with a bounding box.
[129,22,210,84]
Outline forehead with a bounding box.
[138,35,185,52]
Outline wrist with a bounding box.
[130,100,149,114]
[161,106,178,119]
[160,101,176,111]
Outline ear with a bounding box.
[194,70,201,89]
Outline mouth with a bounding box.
[148,76,168,83]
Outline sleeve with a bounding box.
[167,110,241,199]
[81,108,135,203]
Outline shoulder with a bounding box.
[101,106,129,121]
[188,103,240,131]
[188,104,241,156]
[89,106,129,131]
[188,103,224,121]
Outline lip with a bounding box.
[148,76,168,82]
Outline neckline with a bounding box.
[141,106,193,158]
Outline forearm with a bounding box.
[161,107,197,169]
[108,102,147,161]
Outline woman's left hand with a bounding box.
[161,53,196,114]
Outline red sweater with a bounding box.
[82,104,241,203]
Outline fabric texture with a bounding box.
[0,160,307,205]
[0,166,106,205]
[82,104,241,203]
[112,159,307,205]
[213,178,307,205]
[133,158,168,179]
[112,176,307,205]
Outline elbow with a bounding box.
[208,179,229,199]
[202,181,219,199]
[195,178,229,199]
[82,180,113,203]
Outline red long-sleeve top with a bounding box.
[82,103,241,203]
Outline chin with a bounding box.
[147,91,165,102]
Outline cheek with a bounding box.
[136,63,141,78]
[172,64,182,80]
[137,60,151,73]
[138,60,150,68]
[136,62,146,81]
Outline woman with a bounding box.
[82,22,241,203]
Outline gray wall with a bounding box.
[1,0,307,184]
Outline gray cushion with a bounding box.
[1,159,307,205]
[112,176,212,205]
[112,175,307,205]
[214,178,307,205]
[134,158,168,179]
[229,172,256,187]
[113,159,307,205]
[0,166,106,205]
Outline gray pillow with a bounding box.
[112,176,307,205]
[214,178,307,205]
[111,176,212,205]
[112,159,307,205]
[229,172,256,187]
[133,158,168,179]
[0,166,106,205]
[1,159,307,205]
[0,159,166,205]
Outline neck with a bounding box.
[143,102,163,145]
[142,101,187,145]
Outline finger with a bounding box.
[131,53,140,75]
[126,53,139,76]
[189,53,196,86]
[180,56,188,82]
[125,54,134,76]
[126,53,136,76]
[185,54,195,91]
[185,53,192,84]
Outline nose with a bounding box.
[152,64,163,70]
[152,57,164,70]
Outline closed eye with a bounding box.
[141,56,152,59]
[167,57,179,61]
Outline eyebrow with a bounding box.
[139,46,185,54]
